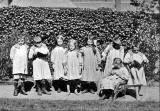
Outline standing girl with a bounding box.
[63,39,83,95]
[51,35,66,93]
[102,38,124,77]
[80,36,101,94]
[124,46,149,99]
[29,36,52,96]
[10,35,29,96]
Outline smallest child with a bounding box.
[63,39,83,95]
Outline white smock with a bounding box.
[29,43,52,81]
[10,44,28,75]
[51,46,66,80]
[124,52,149,85]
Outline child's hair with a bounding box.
[87,38,97,55]
[17,31,27,42]
[113,58,122,65]
[68,39,79,50]
[56,35,64,40]
[54,34,65,47]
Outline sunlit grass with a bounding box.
[0,98,159,111]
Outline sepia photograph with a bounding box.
[0,0,159,111]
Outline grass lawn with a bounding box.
[0,98,159,111]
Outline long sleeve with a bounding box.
[102,45,110,60]
[78,51,84,75]
[80,47,84,57]
[26,45,29,58]
[62,51,68,67]
[78,51,83,68]
[120,47,124,61]
[120,67,130,80]
[51,49,55,63]
[10,45,16,60]
[41,46,49,55]
[62,51,68,75]
[142,54,149,63]
[96,47,101,65]
[28,46,35,59]
[114,67,129,80]
[37,44,49,55]
[124,52,131,63]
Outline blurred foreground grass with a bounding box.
[0,98,159,111]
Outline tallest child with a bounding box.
[80,35,101,94]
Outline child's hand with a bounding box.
[52,64,55,69]
[34,49,38,55]
[64,68,68,76]
[96,65,101,71]
[153,68,159,74]
[79,66,83,75]
[64,71,67,76]
[79,69,82,75]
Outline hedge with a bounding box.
[0,6,159,81]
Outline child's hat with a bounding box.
[34,36,42,43]
[57,35,65,40]
[113,38,121,45]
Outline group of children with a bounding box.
[10,33,149,100]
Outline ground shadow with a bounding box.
[117,88,136,99]
[24,81,34,92]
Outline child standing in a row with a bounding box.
[10,36,28,96]
[63,39,83,95]
[29,36,52,96]
[80,36,101,94]
[51,35,66,93]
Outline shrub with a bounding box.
[0,6,159,81]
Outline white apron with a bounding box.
[29,44,52,80]
[51,46,66,80]
[124,51,149,86]
[10,44,28,75]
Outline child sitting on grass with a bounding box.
[99,58,130,100]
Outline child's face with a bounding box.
[57,37,63,46]
[18,38,25,45]
[69,42,76,51]
[132,48,139,53]
[87,39,93,46]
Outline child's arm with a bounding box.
[36,44,49,56]
[142,54,149,63]
[51,49,56,69]
[10,45,16,61]
[62,51,68,76]
[102,44,110,61]
[78,51,84,75]
[95,47,101,70]
[120,46,125,61]
[28,46,36,59]
[116,68,129,81]
[124,52,132,64]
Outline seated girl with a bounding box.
[99,58,130,100]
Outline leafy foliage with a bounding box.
[0,6,159,81]
[130,0,159,13]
